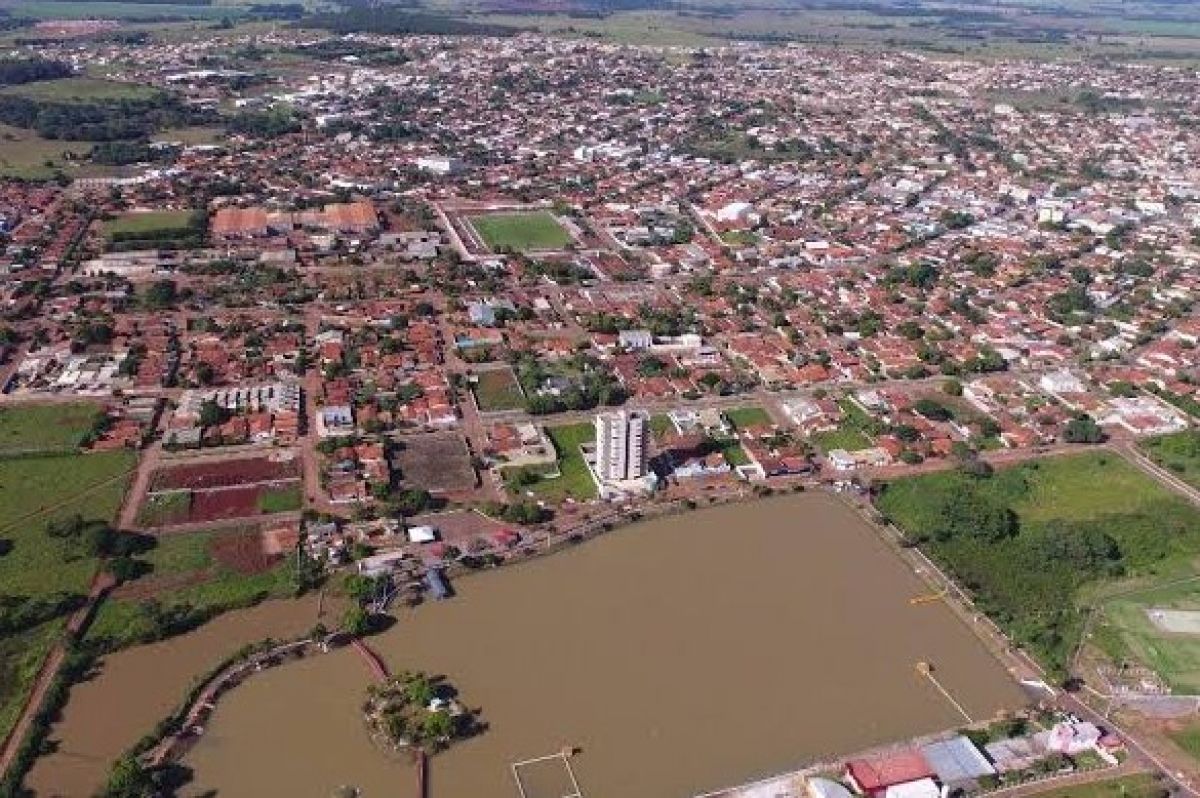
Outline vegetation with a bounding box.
[364,671,484,754]
[0,401,103,454]
[301,8,520,37]
[257,485,302,514]
[471,368,526,413]
[85,529,305,651]
[470,212,572,252]
[877,453,1200,676]
[1143,431,1200,491]
[1093,578,1200,694]
[0,57,71,87]
[104,209,206,250]
[723,406,771,430]
[0,620,62,750]
[0,79,207,141]
[1023,774,1168,798]
[509,423,597,502]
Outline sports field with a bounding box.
[1094,578,1200,693]
[470,211,572,252]
[104,210,196,237]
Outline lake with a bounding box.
[176,493,1026,798]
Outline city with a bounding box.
[1,2,1200,797]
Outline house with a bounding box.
[920,736,995,791]
[618,329,654,350]
[845,750,934,797]
[317,405,355,438]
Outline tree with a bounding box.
[100,755,154,798]
[913,398,952,422]
[395,488,432,516]
[1064,415,1104,444]
[342,604,372,636]
[198,398,225,427]
[142,279,177,309]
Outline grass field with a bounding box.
[86,529,297,650]
[812,399,875,453]
[723,406,771,430]
[1169,721,1200,761]
[1142,431,1200,491]
[471,368,526,413]
[715,438,749,467]
[6,1,244,20]
[257,485,302,514]
[0,402,100,455]
[104,210,196,238]
[0,448,134,748]
[877,453,1200,675]
[510,423,597,502]
[470,212,572,252]
[0,451,136,600]
[1,77,160,104]
[136,491,191,527]
[1026,774,1166,798]
[0,123,91,180]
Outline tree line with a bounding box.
[0,56,71,87]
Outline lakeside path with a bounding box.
[0,572,113,779]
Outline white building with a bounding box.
[594,410,648,483]
[416,156,463,176]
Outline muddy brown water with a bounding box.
[26,595,326,798]
[35,494,1027,798]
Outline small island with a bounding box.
[363,671,485,756]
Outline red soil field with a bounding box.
[189,485,262,523]
[151,457,298,491]
[210,527,281,575]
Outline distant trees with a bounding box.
[0,57,71,86]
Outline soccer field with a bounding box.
[1096,579,1200,693]
[469,211,572,252]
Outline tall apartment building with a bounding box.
[594,410,648,483]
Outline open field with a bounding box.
[471,367,526,412]
[103,209,197,238]
[1,77,159,104]
[1142,431,1200,492]
[1169,721,1200,761]
[0,123,91,180]
[511,422,597,502]
[877,453,1200,675]
[2,0,247,20]
[150,456,298,491]
[469,211,572,252]
[256,484,301,514]
[394,433,477,493]
[87,526,297,650]
[0,451,135,599]
[462,5,1200,64]
[0,401,100,455]
[723,405,771,430]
